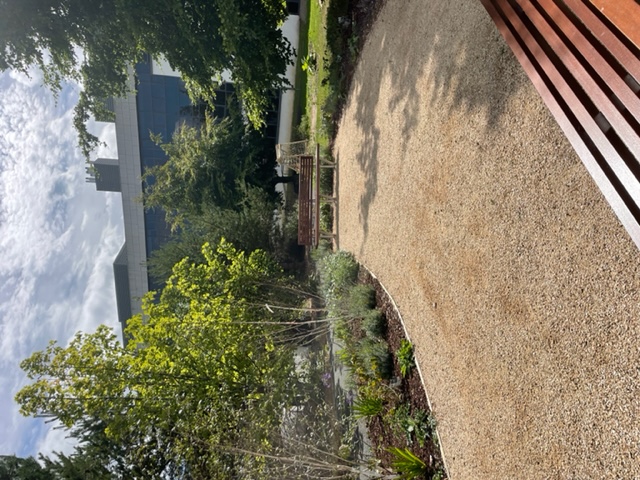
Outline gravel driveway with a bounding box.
[333,0,640,477]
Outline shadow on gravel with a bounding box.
[346,0,523,244]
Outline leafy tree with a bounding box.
[147,188,287,284]
[40,449,114,480]
[143,106,297,229]
[0,423,173,480]
[39,416,180,479]
[143,104,303,282]
[16,239,302,478]
[0,0,293,157]
[144,112,264,222]
[0,456,54,480]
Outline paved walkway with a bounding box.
[333,0,640,478]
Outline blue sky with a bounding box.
[0,67,124,459]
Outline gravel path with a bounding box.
[333,0,640,478]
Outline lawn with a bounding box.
[292,0,350,149]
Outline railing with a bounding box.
[480,0,640,248]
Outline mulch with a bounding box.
[360,268,446,477]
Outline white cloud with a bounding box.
[0,67,124,459]
[36,422,78,460]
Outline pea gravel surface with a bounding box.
[332,0,640,478]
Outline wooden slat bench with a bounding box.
[297,155,316,246]
[479,0,640,248]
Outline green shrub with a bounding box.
[148,188,284,284]
[362,309,385,338]
[281,201,299,240]
[350,283,376,308]
[396,339,415,378]
[357,337,393,380]
[320,203,333,233]
[293,114,311,141]
[333,317,352,344]
[319,166,334,195]
[348,31,359,58]
[310,238,333,263]
[317,250,359,301]
[390,405,436,448]
[340,284,375,319]
[387,447,429,480]
[352,395,384,419]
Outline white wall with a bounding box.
[151,56,181,77]
[278,15,300,145]
[151,56,233,83]
[113,71,149,318]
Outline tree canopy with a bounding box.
[0,0,292,157]
[16,239,303,478]
[0,456,54,480]
[147,187,287,284]
[143,109,280,227]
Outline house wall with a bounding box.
[112,71,149,328]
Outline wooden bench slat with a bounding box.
[514,0,640,159]
[480,0,640,248]
[563,0,640,85]
[495,0,640,203]
[537,0,640,126]
[297,156,314,246]
[314,143,321,247]
[587,0,640,51]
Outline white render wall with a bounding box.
[151,56,232,83]
[113,72,149,318]
[278,14,300,145]
[150,56,181,78]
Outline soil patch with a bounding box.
[361,268,446,476]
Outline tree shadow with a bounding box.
[344,0,524,244]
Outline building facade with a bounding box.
[90,15,299,335]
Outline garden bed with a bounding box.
[315,249,445,479]
[360,268,446,478]
[328,0,387,130]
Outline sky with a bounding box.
[0,67,124,459]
